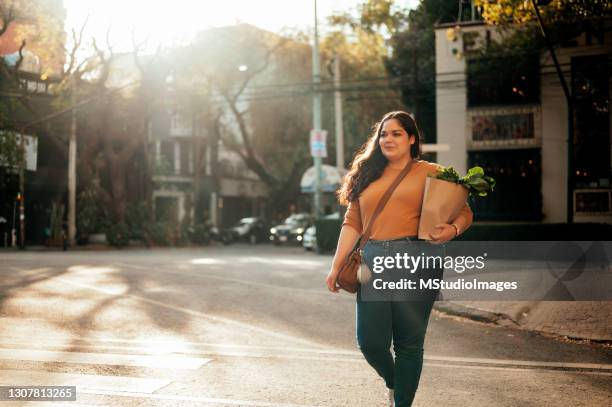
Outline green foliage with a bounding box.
[431,165,496,197]
[461,166,497,196]
[145,221,169,246]
[154,157,174,176]
[48,201,65,240]
[474,0,612,26]
[105,222,130,247]
[125,201,149,241]
[433,166,461,183]
[183,223,211,245]
[77,188,108,236]
[472,0,610,63]
[0,131,19,166]
[323,1,408,164]
[384,0,460,142]
[0,131,20,187]
[328,0,409,34]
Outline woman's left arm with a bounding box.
[451,202,474,236]
[429,202,473,244]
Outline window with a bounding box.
[179,140,192,175]
[571,54,610,189]
[170,110,192,134]
[159,140,175,174]
[468,149,542,221]
[467,54,540,106]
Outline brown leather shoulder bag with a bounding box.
[336,161,414,293]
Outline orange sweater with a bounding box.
[342,160,473,240]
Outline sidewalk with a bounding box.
[435,300,612,342]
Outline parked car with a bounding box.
[302,226,317,251]
[269,213,313,246]
[186,221,233,245]
[230,217,267,243]
[301,212,341,251]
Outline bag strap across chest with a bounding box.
[354,160,414,252]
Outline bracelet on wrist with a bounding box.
[450,223,460,237]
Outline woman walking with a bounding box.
[326,111,473,406]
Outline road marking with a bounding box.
[425,362,612,377]
[0,339,356,357]
[22,404,96,407]
[425,355,612,371]
[47,273,329,349]
[238,256,327,268]
[1,341,610,376]
[113,261,336,297]
[8,268,610,376]
[77,389,321,407]
[0,369,170,393]
[0,348,209,369]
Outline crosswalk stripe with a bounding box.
[78,389,321,407]
[425,355,612,371]
[0,348,210,369]
[0,370,170,393]
[425,362,612,377]
[1,342,609,377]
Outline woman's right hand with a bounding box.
[326,269,340,293]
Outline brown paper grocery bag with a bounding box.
[418,177,469,240]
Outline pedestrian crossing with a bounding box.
[0,348,209,369]
[0,340,322,407]
[0,369,170,394]
[1,335,611,406]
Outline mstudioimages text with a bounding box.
[371,253,488,274]
[372,278,519,292]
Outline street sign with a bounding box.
[310,130,327,158]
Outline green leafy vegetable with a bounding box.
[429,165,496,197]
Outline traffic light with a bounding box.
[16,193,21,201]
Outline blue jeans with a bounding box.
[356,237,444,407]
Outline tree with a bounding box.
[0,0,65,103]
[247,38,313,214]
[329,0,459,145]
[474,0,611,25]
[0,0,66,187]
[319,27,404,163]
[73,41,150,226]
[0,127,19,187]
[184,24,315,215]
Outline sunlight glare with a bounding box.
[64,0,366,52]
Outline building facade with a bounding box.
[435,19,611,224]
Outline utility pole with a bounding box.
[312,0,323,218]
[333,55,344,171]
[67,78,77,246]
[18,131,25,249]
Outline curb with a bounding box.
[434,301,518,326]
[434,301,612,344]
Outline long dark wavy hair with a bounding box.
[337,111,423,205]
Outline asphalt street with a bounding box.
[0,245,610,406]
